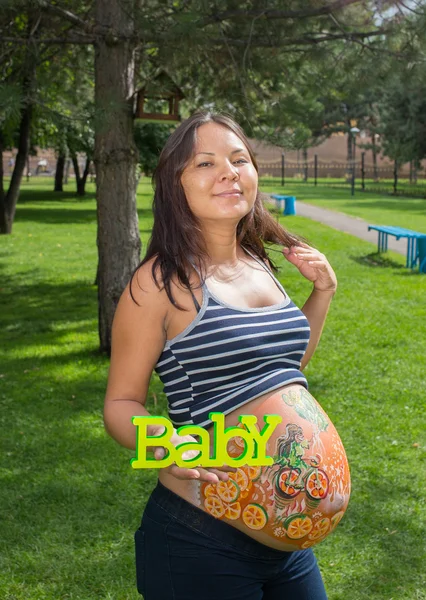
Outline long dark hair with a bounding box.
[130,111,303,308]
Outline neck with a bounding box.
[201,224,243,267]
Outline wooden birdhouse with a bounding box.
[135,71,184,124]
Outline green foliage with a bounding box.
[133,121,174,176]
[379,64,426,164]
[0,82,23,146]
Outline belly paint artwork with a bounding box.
[198,387,351,549]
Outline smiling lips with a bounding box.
[216,188,243,197]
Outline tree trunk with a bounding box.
[79,156,91,195]
[54,153,66,191]
[64,158,71,183]
[0,13,37,234]
[94,0,141,353]
[71,153,91,196]
[303,148,308,182]
[346,123,353,178]
[393,159,398,194]
[0,101,33,234]
[0,131,6,233]
[371,134,378,182]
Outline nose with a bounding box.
[220,160,239,181]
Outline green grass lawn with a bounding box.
[1,177,425,599]
[260,178,426,233]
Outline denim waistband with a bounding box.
[149,480,295,561]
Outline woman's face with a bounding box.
[180,122,258,224]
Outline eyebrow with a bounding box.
[194,148,247,157]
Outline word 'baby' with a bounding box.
[131,412,282,469]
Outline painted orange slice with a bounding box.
[216,479,240,503]
[240,480,253,499]
[330,511,345,532]
[305,469,329,500]
[229,468,249,492]
[285,514,313,539]
[224,501,241,520]
[242,503,268,530]
[308,518,330,540]
[204,495,225,518]
[244,465,262,481]
[277,468,301,498]
[203,483,217,498]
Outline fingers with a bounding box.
[163,462,237,483]
[212,464,238,473]
[166,464,223,483]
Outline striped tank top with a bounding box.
[154,248,310,429]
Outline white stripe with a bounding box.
[163,375,189,386]
[179,316,306,343]
[187,351,303,375]
[170,396,193,407]
[192,367,294,395]
[191,359,301,388]
[156,355,174,368]
[179,337,309,364]
[174,327,310,354]
[199,305,299,324]
[169,407,190,414]
[166,387,193,397]
[160,364,181,376]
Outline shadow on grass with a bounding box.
[351,253,425,277]
[15,203,153,225]
[18,189,97,203]
[351,253,406,270]
[15,207,98,225]
[1,263,99,347]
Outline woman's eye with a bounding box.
[197,162,212,167]
[234,159,248,164]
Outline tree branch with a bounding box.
[201,0,364,26]
[36,0,91,32]
[208,28,389,48]
[0,35,96,45]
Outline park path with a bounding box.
[295,201,407,257]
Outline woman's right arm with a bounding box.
[103,262,232,483]
[103,261,169,450]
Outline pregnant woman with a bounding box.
[103,111,350,599]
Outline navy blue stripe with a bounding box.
[154,295,310,428]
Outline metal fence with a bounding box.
[257,155,426,197]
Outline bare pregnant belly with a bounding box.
[159,384,351,551]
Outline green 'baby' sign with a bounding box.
[131,412,282,469]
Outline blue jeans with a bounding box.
[135,481,328,599]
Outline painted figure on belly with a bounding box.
[199,387,350,549]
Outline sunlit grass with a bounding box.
[0,177,425,599]
[260,178,426,232]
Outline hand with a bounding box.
[283,243,337,292]
[153,427,236,483]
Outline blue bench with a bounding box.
[271,194,296,215]
[368,225,426,273]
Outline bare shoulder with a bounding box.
[119,257,168,313]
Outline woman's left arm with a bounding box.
[282,243,337,370]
